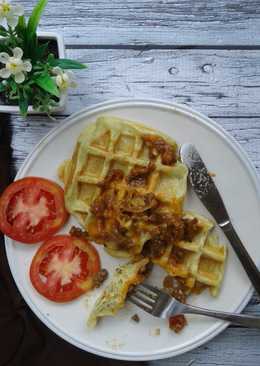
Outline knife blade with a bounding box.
[180,143,230,229]
[180,143,260,295]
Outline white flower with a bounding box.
[0,47,32,83]
[52,67,77,91]
[0,0,24,28]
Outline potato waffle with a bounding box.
[59,115,227,302]
[59,116,188,255]
[153,212,227,296]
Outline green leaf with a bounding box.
[9,78,18,93]
[19,91,29,116]
[13,15,27,55]
[35,73,60,97]
[16,16,26,41]
[34,41,49,59]
[47,53,55,63]
[18,15,26,29]
[16,16,26,35]
[27,0,48,41]
[0,42,10,53]
[49,58,87,69]
[0,25,8,36]
[0,82,6,92]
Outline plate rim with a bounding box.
[5,98,258,361]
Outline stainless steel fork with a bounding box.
[128,284,260,328]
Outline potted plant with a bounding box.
[0,0,86,116]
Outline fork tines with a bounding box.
[128,284,160,314]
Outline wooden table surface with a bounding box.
[8,1,260,365]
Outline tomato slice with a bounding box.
[0,177,69,243]
[30,235,101,302]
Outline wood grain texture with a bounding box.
[53,48,260,117]
[21,0,260,46]
[9,115,260,175]
[151,328,260,366]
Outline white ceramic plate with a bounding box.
[5,99,260,361]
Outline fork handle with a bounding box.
[181,304,260,328]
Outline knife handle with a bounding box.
[223,222,260,296]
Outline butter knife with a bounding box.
[180,143,260,296]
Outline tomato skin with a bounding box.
[30,235,101,302]
[0,177,69,244]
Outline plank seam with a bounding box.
[66,44,260,50]
[31,114,260,119]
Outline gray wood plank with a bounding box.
[53,48,260,116]
[151,328,260,366]
[21,0,260,46]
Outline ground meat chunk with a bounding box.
[143,134,177,166]
[92,269,109,288]
[90,189,116,218]
[163,275,188,303]
[191,281,207,295]
[139,261,153,276]
[148,212,166,225]
[103,222,134,249]
[69,226,89,240]
[131,314,140,323]
[169,246,186,266]
[169,315,187,333]
[142,237,167,259]
[183,218,201,242]
[167,220,185,243]
[164,276,188,333]
[141,211,202,259]
[148,211,185,243]
[122,192,158,213]
[126,162,155,187]
[97,169,124,190]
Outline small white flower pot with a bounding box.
[0,31,66,114]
